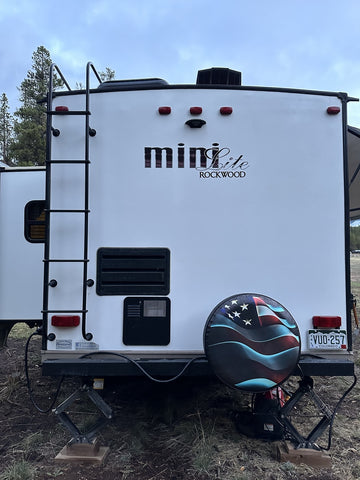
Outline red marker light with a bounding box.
[51,315,80,327]
[327,106,340,115]
[55,106,69,112]
[312,316,341,329]
[158,106,171,115]
[190,106,203,115]
[220,107,233,115]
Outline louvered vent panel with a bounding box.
[96,248,170,295]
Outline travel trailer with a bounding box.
[0,64,359,448]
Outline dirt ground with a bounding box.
[0,257,360,480]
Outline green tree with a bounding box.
[10,46,56,166]
[0,93,13,165]
[10,47,115,165]
[76,67,116,89]
[350,226,360,251]
[99,67,115,82]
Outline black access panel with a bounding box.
[123,297,170,346]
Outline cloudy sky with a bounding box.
[1,0,360,125]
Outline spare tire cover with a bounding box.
[203,293,300,393]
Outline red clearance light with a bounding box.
[327,106,340,115]
[55,106,69,112]
[51,315,80,327]
[190,106,203,115]
[312,316,341,329]
[220,107,233,115]
[158,106,171,115]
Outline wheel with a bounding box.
[203,293,301,392]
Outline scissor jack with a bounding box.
[54,383,113,463]
[275,376,333,467]
[234,376,335,466]
[279,376,332,449]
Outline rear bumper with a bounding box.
[41,354,355,378]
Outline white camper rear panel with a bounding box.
[47,88,346,354]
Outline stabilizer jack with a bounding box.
[54,382,112,463]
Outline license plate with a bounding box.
[308,330,347,350]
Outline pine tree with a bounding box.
[76,67,116,89]
[99,67,115,82]
[10,46,55,166]
[9,47,115,166]
[350,226,360,251]
[0,93,13,165]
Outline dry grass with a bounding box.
[0,258,359,479]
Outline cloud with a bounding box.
[84,0,172,29]
[0,0,359,125]
[331,60,360,84]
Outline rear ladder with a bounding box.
[43,63,101,342]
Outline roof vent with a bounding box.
[196,68,242,86]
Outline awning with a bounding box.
[348,126,360,221]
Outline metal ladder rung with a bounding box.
[43,259,89,263]
[46,160,91,164]
[49,110,91,116]
[46,209,90,213]
[42,309,88,314]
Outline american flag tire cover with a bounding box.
[203,293,301,393]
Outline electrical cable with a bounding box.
[79,351,207,383]
[24,330,64,413]
[25,331,205,412]
[322,374,357,451]
[25,328,357,449]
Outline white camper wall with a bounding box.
[0,169,44,321]
[47,88,347,354]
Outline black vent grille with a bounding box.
[196,67,242,86]
[96,248,170,295]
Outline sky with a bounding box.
[1,0,360,125]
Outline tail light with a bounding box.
[51,315,80,327]
[312,316,341,329]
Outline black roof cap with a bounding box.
[196,68,242,86]
[98,78,168,91]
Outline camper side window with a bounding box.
[24,200,46,243]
